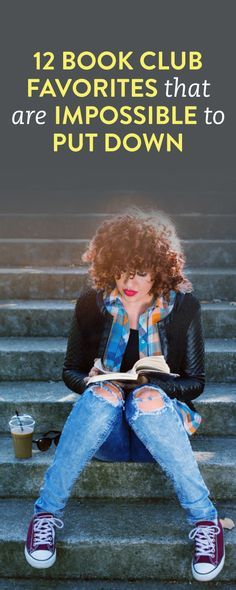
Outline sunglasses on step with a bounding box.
[33,430,61,452]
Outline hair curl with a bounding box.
[82,206,192,300]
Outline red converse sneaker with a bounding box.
[189,519,225,581]
[24,512,64,568]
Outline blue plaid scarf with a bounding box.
[102,286,176,372]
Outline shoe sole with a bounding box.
[24,545,56,569]
[191,552,225,582]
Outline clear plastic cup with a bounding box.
[9,414,35,459]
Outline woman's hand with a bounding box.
[111,374,149,390]
[84,361,102,384]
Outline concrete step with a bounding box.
[204,339,236,381]
[183,240,236,268]
[1,186,236,213]
[1,381,235,437]
[0,300,75,338]
[188,268,236,301]
[0,267,235,300]
[0,582,235,590]
[201,302,236,338]
[1,434,235,500]
[0,300,235,338]
[0,212,235,239]
[0,239,87,268]
[0,337,235,382]
[0,239,236,268]
[0,498,235,581]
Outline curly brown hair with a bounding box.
[82,206,192,300]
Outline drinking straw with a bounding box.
[15,410,24,432]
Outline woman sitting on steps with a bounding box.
[24,206,225,582]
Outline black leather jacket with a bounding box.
[62,285,205,410]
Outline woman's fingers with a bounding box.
[84,365,103,386]
[137,374,149,385]
[89,367,101,377]
[123,375,148,390]
[111,380,136,390]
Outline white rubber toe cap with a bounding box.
[192,553,225,582]
[24,545,56,569]
[194,562,215,574]
[31,549,53,561]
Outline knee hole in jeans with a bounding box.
[133,386,165,413]
[90,383,123,406]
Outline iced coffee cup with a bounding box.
[9,414,35,459]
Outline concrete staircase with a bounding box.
[0,212,235,588]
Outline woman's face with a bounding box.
[115,270,155,304]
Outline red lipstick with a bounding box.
[124,289,138,296]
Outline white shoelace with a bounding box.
[189,524,220,557]
[33,516,64,547]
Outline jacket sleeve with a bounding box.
[147,307,205,403]
[62,306,88,395]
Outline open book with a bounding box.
[87,356,179,385]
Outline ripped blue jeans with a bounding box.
[34,382,217,525]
